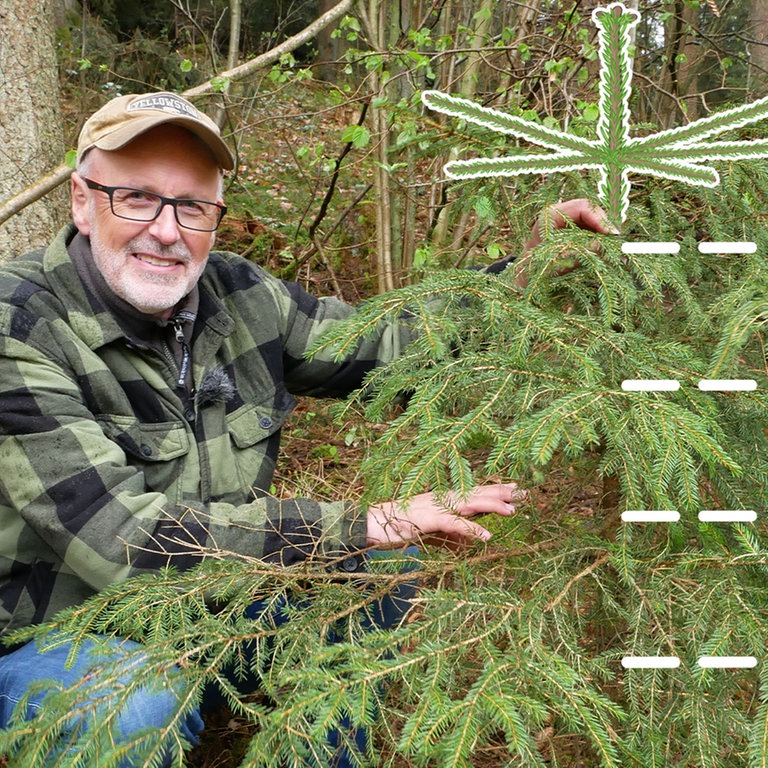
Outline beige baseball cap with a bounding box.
[76,92,234,170]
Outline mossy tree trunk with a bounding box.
[0,0,67,258]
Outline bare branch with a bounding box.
[184,0,355,97]
[0,164,71,228]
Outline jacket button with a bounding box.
[339,556,360,572]
[259,416,273,429]
[140,444,152,457]
[184,408,196,422]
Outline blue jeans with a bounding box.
[0,635,204,766]
[0,550,417,767]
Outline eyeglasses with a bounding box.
[82,178,227,232]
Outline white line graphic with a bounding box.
[697,656,757,668]
[621,379,680,391]
[697,241,757,254]
[698,379,757,391]
[698,510,757,523]
[613,243,762,675]
[622,510,680,522]
[622,656,681,669]
[621,242,681,254]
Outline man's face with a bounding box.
[71,125,222,317]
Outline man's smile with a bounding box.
[134,252,185,267]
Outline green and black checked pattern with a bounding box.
[0,225,409,637]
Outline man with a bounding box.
[0,92,610,765]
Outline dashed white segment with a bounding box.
[697,656,757,669]
[621,379,680,391]
[621,241,756,255]
[698,510,757,523]
[621,510,680,522]
[621,241,681,254]
[697,241,757,254]
[698,379,757,391]
[610,242,760,672]
[622,656,681,669]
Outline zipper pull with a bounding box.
[171,318,191,390]
[173,319,185,345]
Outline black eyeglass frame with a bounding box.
[82,177,227,232]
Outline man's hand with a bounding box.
[514,198,618,288]
[523,198,617,253]
[367,483,527,549]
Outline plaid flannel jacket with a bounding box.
[0,225,409,636]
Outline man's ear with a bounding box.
[70,173,91,236]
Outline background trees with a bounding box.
[3,1,765,268]
[3,2,768,767]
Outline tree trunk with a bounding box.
[749,0,768,93]
[431,0,494,251]
[212,0,243,128]
[359,0,397,292]
[0,0,66,258]
[456,0,494,98]
[675,2,703,121]
[52,0,78,29]
[655,1,702,127]
[316,0,343,81]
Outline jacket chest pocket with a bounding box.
[97,415,191,505]
[218,399,293,501]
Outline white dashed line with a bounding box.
[621,242,681,254]
[621,510,680,522]
[621,379,680,391]
[622,656,681,669]
[616,243,760,673]
[697,241,757,254]
[620,379,758,392]
[697,656,757,669]
[622,656,756,669]
[698,510,757,523]
[698,379,757,391]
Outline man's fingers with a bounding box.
[450,483,528,517]
[523,198,617,256]
[550,198,617,235]
[367,482,527,548]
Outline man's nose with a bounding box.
[147,201,182,243]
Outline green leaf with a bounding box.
[210,76,230,93]
[341,125,371,148]
[582,103,600,122]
